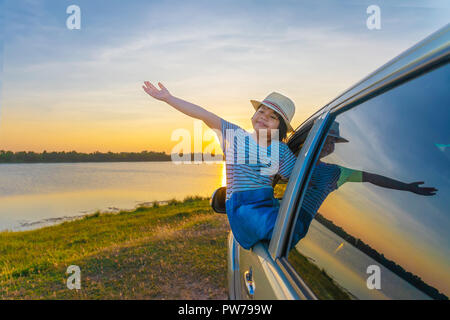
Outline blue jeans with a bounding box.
[225,188,280,250]
[225,187,313,250]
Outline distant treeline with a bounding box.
[0,150,224,163]
[314,213,448,300]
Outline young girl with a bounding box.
[142,81,297,249]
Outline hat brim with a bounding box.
[251,100,294,132]
[328,134,349,143]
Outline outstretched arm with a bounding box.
[142,81,222,130]
[362,172,438,196]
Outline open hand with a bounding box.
[142,81,171,102]
[408,181,438,196]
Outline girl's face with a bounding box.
[251,105,281,136]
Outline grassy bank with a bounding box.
[0,196,229,299]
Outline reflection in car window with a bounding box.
[287,64,449,300]
[273,129,309,200]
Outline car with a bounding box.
[211,23,450,300]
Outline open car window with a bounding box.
[273,122,314,199]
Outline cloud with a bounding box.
[2,0,449,152]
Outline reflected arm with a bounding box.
[362,172,438,196]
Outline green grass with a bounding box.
[0,192,354,300]
[0,196,229,300]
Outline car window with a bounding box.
[273,123,313,199]
[285,63,449,300]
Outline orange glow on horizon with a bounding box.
[318,185,449,296]
[0,90,321,153]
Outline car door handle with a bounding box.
[244,268,255,297]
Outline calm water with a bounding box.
[0,162,225,231]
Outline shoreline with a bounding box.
[0,160,225,165]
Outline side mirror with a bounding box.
[210,186,226,214]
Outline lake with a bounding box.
[0,162,225,232]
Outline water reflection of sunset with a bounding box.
[318,183,449,297]
[0,162,224,231]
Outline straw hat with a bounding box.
[328,121,348,143]
[251,92,295,132]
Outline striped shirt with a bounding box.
[219,119,297,200]
[302,162,363,216]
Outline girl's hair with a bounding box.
[276,114,288,142]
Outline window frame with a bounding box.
[268,111,331,259]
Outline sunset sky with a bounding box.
[0,0,449,153]
[0,0,448,298]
